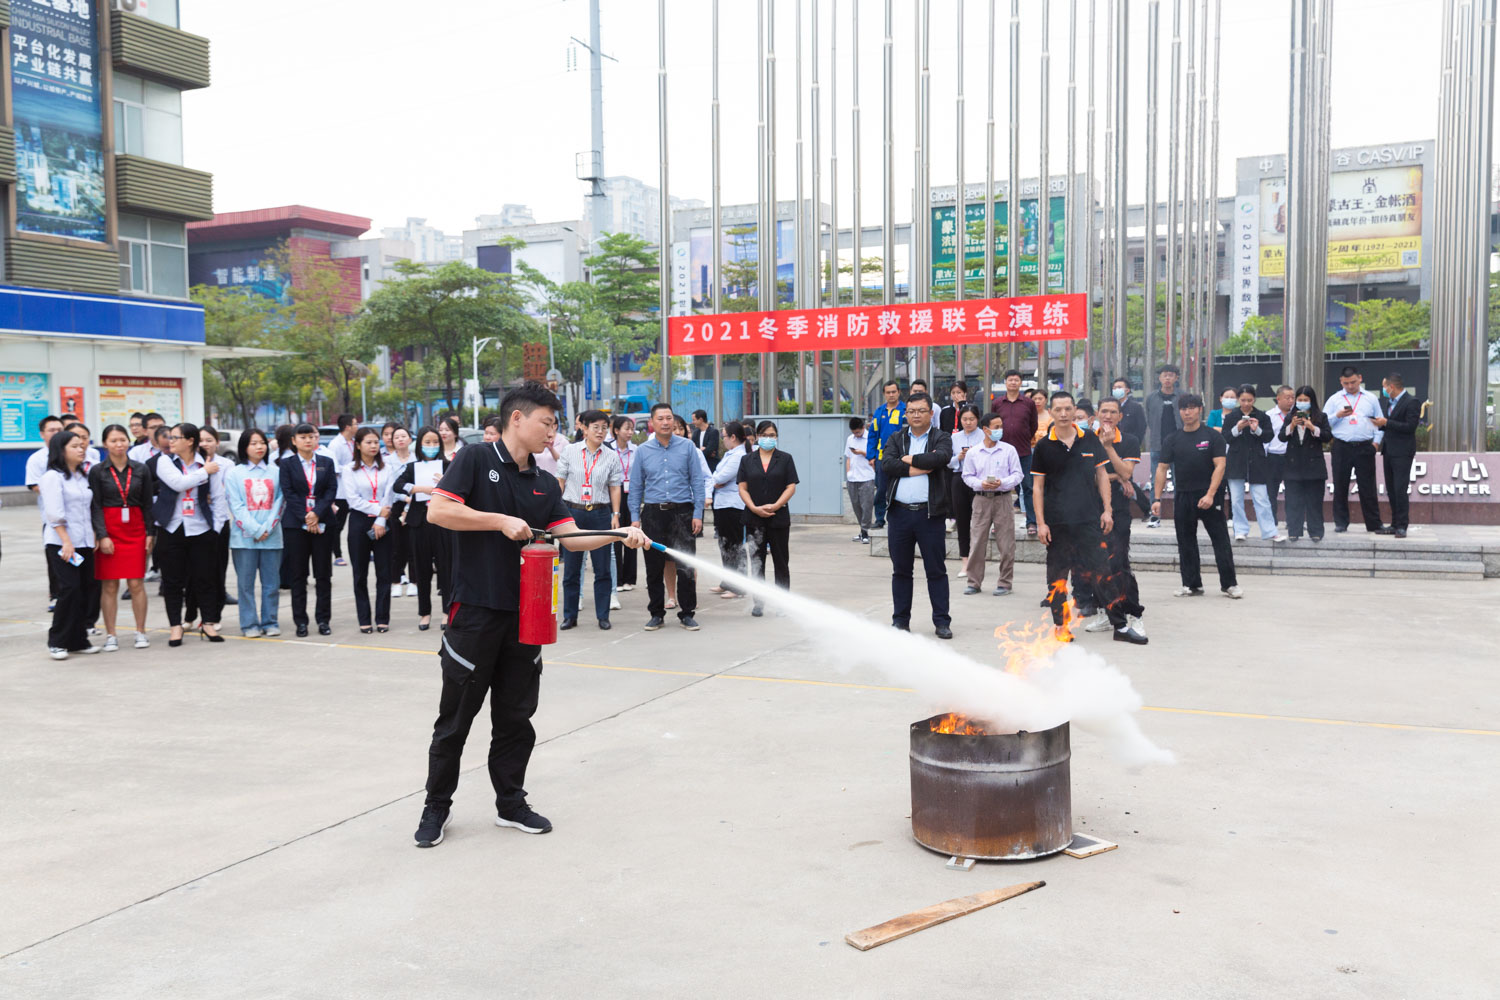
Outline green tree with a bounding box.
[263,247,371,416]
[586,231,662,394]
[358,257,539,416]
[1218,314,1284,355]
[195,284,285,428]
[1328,297,1429,352]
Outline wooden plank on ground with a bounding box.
[844,881,1045,952]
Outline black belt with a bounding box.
[893,501,929,510]
[566,500,614,512]
[976,490,1012,495]
[646,501,692,511]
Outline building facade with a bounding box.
[585,175,702,246]
[1,0,219,486]
[379,216,462,264]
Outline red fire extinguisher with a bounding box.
[518,541,562,645]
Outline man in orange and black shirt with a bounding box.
[1030,391,1147,645]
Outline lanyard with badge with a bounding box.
[580,447,601,504]
[1342,391,1363,427]
[110,465,133,522]
[304,459,317,512]
[362,465,381,503]
[181,461,201,517]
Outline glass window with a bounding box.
[149,219,186,245]
[150,245,187,299]
[113,72,145,104]
[118,213,150,240]
[113,73,182,165]
[118,214,187,299]
[143,81,182,114]
[114,0,179,28]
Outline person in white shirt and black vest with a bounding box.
[881,393,954,639]
[153,423,227,645]
[1323,365,1387,534]
[278,423,339,637]
[413,382,651,848]
[1375,371,1421,537]
[343,427,400,634]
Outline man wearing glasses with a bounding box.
[879,393,954,639]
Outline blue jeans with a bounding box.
[1018,453,1037,526]
[873,465,889,526]
[887,503,951,629]
[231,547,281,632]
[1227,479,1277,539]
[563,504,614,623]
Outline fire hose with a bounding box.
[519,529,667,645]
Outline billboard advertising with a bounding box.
[188,247,291,304]
[1231,197,1260,333]
[97,375,184,429]
[1258,166,1422,277]
[10,0,107,242]
[931,198,1067,291]
[688,220,796,310]
[0,372,52,446]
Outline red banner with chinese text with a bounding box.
[666,293,1087,357]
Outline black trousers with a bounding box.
[46,544,98,651]
[1264,452,1287,524]
[949,477,976,557]
[1284,478,1326,540]
[330,501,350,558]
[887,502,950,629]
[157,527,221,628]
[45,529,60,601]
[387,517,407,583]
[426,605,542,814]
[642,504,697,619]
[1173,487,1238,591]
[347,511,392,627]
[713,505,746,594]
[1044,521,1135,629]
[434,525,456,615]
[283,524,333,627]
[614,538,638,586]
[743,516,790,609]
[408,517,443,618]
[185,525,230,624]
[1383,451,1414,531]
[1330,439,1382,531]
[873,466,890,526]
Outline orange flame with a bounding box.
[990,579,1076,676]
[929,713,992,735]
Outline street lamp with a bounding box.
[309,386,326,426]
[472,335,498,430]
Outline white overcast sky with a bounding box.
[182,0,1452,238]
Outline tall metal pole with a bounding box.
[1194,0,1209,390]
[956,0,966,392]
[920,0,933,387]
[811,0,822,410]
[1084,0,1096,393]
[768,0,779,413]
[852,0,864,407]
[1431,0,1454,432]
[712,0,724,421]
[795,0,806,413]
[1283,0,1313,392]
[1203,0,1222,396]
[1007,0,1021,373]
[1101,0,1115,394]
[1144,0,1160,385]
[1038,0,1051,389]
[882,0,895,383]
[656,0,672,404]
[1165,0,1181,377]
[985,0,997,407]
[1468,0,1497,447]
[588,0,607,258]
[1111,0,1129,390]
[1064,0,1078,396]
[1181,0,1197,384]
[757,0,769,409]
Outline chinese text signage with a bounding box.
[0,372,52,445]
[930,197,1067,291]
[1258,166,1422,277]
[10,0,106,242]
[1231,197,1260,333]
[667,294,1087,357]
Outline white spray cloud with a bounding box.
[659,545,1175,766]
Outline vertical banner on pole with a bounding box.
[672,242,692,317]
[1231,197,1260,334]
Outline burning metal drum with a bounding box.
[909,715,1072,861]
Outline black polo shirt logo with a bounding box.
[489,469,500,481]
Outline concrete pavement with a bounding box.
[0,504,1495,999]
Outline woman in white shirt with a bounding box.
[385,425,417,599]
[40,430,102,659]
[947,406,986,563]
[154,422,226,645]
[438,416,463,462]
[342,427,398,633]
[606,416,639,591]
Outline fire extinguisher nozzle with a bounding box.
[649,542,667,553]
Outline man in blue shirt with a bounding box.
[866,380,906,530]
[629,402,705,631]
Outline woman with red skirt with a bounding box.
[89,423,156,651]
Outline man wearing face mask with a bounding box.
[960,412,1023,597]
[1322,365,1387,534]
[1110,378,1148,442]
[1143,364,1184,454]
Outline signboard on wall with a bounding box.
[1258,166,1422,277]
[188,247,290,304]
[1231,197,1260,333]
[0,372,52,446]
[59,386,85,422]
[931,197,1067,291]
[97,376,183,430]
[10,0,107,242]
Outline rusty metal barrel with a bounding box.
[909,717,1072,860]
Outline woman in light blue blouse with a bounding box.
[225,429,284,637]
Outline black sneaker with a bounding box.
[413,804,450,848]
[644,616,665,631]
[680,615,700,631]
[496,803,552,835]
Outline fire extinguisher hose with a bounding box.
[532,528,668,553]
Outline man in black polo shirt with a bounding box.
[1150,394,1242,599]
[1083,397,1147,641]
[1030,392,1145,644]
[415,383,651,848]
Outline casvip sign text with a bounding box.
[667,293,1087,357]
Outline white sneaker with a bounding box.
[1273,532,1289,542]
[48,647,69,660]
[1083,611,1113,633]
[102,634,119,652]
[618,584,634,592]
[1173,586,1205,597]
[262,625,281,637]
[1127,614,1148,638]
[405,583,418,597]
[144,569,161,583]
[244,626,264,638]
[75,644,102,654]
[1222,585,1245,599]
[87,626,103,636]
[134,632,151,649]
[390,584,403,598]
[955,569,968,579]
[1234,534,1247,542]
[609,595,621,611]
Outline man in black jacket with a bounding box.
[1375,372,1421,538]
[881,393,954,639]
[278,423,339,637]
[690,410,720,469]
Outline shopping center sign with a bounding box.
[666,293,1087,356]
